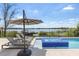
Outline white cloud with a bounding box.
[33,9,39,14]
[49,21,76,28]
[15,15,23,19]
[69,19,75,21]
[27,9,40,17]
[68,18,79,22]
[63,5,75,10]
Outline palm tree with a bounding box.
[0,3,17,37]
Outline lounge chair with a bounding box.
[1,34,30,49]
[19,33,33,43]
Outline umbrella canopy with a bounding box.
[9,18,43,25]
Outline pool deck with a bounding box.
[46,49,79,56]
[1,38,79,56]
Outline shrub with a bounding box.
[38,32,59,37]
[6,31,17,37]
[38,32,47,36]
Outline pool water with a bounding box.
[33,37,79,49]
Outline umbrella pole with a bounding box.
[23,10,26,52]
[17,10,32,56]
[23,21,26,52]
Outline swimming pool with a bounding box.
[33,37,79,49]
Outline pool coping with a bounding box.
[31,37,79,49]
[34,37,79,39]
[31,37,79,45]
[31,37,79,47]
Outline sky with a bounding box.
[0,3,79,28]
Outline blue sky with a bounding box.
[0,3,79,28]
